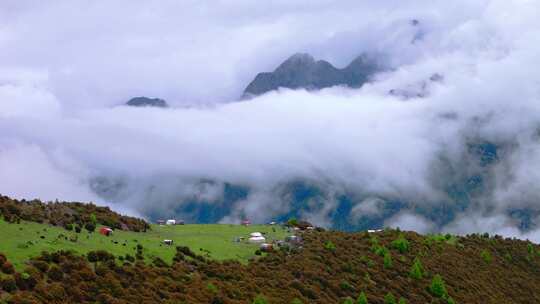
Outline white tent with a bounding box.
[250,232,263,237]
[248,236,266,243]
[166,219,176,225]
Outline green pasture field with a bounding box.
[0,219,290,270]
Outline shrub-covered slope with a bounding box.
[1,228,540,303]
[0,195,149,232]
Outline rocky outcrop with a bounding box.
[126,96,168,108]
[242,53,378,98]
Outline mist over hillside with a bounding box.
[1,1,540,240]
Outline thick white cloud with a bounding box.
[385,212,435,234]
[1,0,540,239]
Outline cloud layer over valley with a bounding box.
[2,0,540,240]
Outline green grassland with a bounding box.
[0,219,290,269]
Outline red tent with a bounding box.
[99,227,113,236]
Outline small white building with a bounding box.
[166,219,176,225]
[250,232,263,237]
[163,239,174,245]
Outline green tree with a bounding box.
[290,298,303,304]
[383,252,393,269]
[384,293,396,304]
[392,236,410,253]
[340,281,353,291]
[287,217,298,227]
[373,245,389,257]
[429,275,448,298]
[447,297,456,304]
[324,241,336,252]
[527,243,534,255]
[398,298,407,304]
[253,294,268,304]
[480,250,492,263]
[84,222,96,233]
[409,258,424,280]
[356,291,368,304]
[207,282,218,293]
[342,297,354,304]
[90,213,97,224]
[87,251,98,263]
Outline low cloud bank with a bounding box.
[1,1,540,240]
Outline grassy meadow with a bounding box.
[0,219,290,269]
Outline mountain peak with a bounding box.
[126,96,168,108]
[281,53,316,65]
[242,53,379,97]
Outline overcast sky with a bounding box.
[1,0,540,239]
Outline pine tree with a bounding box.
[253,294,268,304]
[342,297,354,304]
[409,258,424,280]
[392,236,409,253]
[429,275,448,298]
[383,252,393,269]
[357,292,368,304]
[384,293,396,304]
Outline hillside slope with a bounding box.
[1,196,539,303]
[0,195,149,232]
[1,228,540,303]
[0,219,288,270]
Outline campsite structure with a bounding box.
[165,219,185,225]
[259,243,273,252]
[285,235,302,244]
[99,227,113,236]
[248,232,265,243]
[241,219,251,226]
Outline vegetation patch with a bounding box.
[0,196,539,303]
